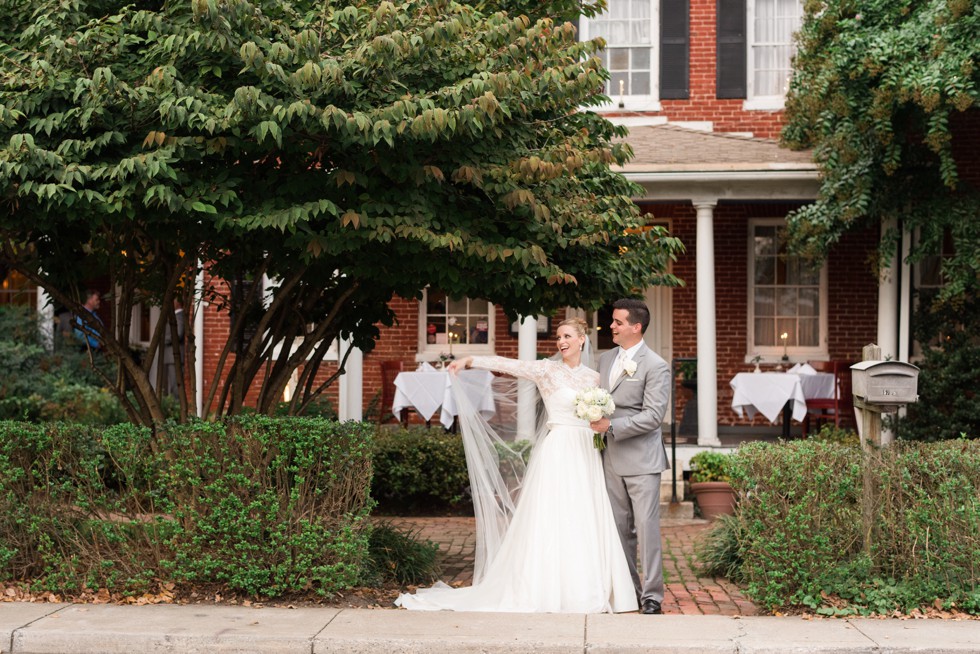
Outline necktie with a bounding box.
[610,351,627,384]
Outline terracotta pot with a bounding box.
[690,481,737,520]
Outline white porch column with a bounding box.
[194,266,205,418]
[36,286,54,351]
[517,315,539,438]
[877,217,900,361]
[338,338,363,422]
[694,200,721,446]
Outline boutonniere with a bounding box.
[623,359,638,377]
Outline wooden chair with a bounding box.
[802,360,854,437]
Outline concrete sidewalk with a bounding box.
[3,602,979,653]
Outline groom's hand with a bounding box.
[590,418,611,433]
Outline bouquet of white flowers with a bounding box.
[574,387,616,450]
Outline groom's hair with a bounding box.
[613,299,650,333]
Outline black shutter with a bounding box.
[716,0,746,99]
[660,0,690,99]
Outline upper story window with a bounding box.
[748,220,826,360]
[748,0,802,104]
[419,289,494,358]
[717,0,803,108]
[580,0,661,110]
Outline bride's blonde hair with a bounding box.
[557,317,589,339]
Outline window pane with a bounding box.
[777,288,797,315]
[798,288,819,316]
[427,289,446,313]
[798,318,819,346]
[632,47,650,69]
[631,72,650,95]
[447,296,467,314]
[609,48,629,70]
[755,318,775,346]
[777,318,796,346]
[469,298,488,313]
[754,288,775,317]
[755,257,775,285]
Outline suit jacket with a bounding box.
[599,343,671,477]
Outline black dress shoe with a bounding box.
[641,599,662,614]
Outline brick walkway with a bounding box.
[385,516,759,616]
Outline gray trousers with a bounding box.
[604,467,664,603]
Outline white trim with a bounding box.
[742,97,786,111]
[605,115,669,128]
[746,218,828,361]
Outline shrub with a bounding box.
[371,426,470,513]
[699,439,980,615]
[689,450,733,483]
[0,417,374,598]
[0,307,124,424]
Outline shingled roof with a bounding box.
[615,124,816,174]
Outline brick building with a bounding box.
[7,0,947,476]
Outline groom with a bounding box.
[590,298,671,615]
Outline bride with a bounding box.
[395,318,637,613]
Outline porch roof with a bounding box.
[614,124,817,174]
[614,124,820,201]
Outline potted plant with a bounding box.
[688,450,737,520]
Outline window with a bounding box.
[747,0,802,106]
[748,221,826,358]
[0,270,37,309]
[419,289,494,357]
[580,0,659,110]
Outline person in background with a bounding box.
[73,289,104,352]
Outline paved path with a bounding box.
[384,515,759,616]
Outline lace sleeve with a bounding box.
[469,356,548,386]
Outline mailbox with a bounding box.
[850,361,919,406]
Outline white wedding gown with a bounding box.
[395,357,637,613]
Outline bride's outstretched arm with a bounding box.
[450,355,548,386]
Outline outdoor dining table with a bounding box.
[730,370,836,438]
[392,368,496,430]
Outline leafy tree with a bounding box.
[783,0,979,440]
[0,0,684,426]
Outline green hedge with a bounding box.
[371,426,470,513]
[706,439,980,615]
[0,417,374,597]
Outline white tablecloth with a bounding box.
[392,369,496,429]
[730,372,836,423]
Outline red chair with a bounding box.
[802,360,854,437]
[378,360,428,427]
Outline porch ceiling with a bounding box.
[613,124,820,202]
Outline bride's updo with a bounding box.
[557,317,589,339]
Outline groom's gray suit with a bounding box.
[599,342,671,605]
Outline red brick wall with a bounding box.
[641,202,878,427]
[607,0,786,139]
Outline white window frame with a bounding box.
[743,0,803,111]
[417,288,495,361]
[579,0,662,112]
[746,218,828,362]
